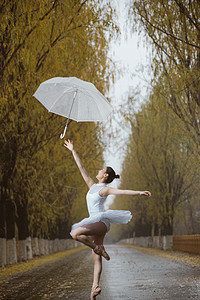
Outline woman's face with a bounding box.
[96,168,107,180]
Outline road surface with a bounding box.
[0,245,199,299]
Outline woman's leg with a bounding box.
[91,233,105,289]
[71,221,107,250]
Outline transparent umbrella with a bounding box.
[33,77,113,139]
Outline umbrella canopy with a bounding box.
[33,77,112,138]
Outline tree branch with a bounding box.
[174,0,200,33]
[1,0,59,75]
[140,13,200,50]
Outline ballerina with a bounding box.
[64,139,151,299]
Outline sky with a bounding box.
[103,1,152,208]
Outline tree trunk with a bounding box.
[0,238,6,267]
[16,199,29,262]
[5,198,17,265]
[151,222,155,237]
[0,137,18,264]
[6,199,15,239]
[16,199,29,240]
[162,218,173,235]
[6,238,17,265]
[0,197,6,238]
[188,201,195,234]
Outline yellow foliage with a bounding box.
[111,82,200,240]
[0,0,118,238]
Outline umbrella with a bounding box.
[33,77,113,139]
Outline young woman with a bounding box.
[64,139,151,299]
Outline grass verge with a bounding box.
[121,244,200,267]
[0,246,86,280]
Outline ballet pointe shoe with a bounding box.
[99,245,110,261]
[93,245,110,261]
[91,285,101,299]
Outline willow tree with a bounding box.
[0,0,118,243]
[128,0,200,149]
[111,81,199,240]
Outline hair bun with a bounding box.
[115,174,120,179]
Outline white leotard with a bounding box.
[70,183,132,235]
[86,183,107,214]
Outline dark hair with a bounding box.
[105,166,120,184]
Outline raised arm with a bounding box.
[100,187,151,197]
[64,139,95,188]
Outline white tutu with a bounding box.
[70,209,132,234]
[70,183,132,235]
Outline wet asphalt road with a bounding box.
[0,245,200,300]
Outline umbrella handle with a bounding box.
[60,119,69,139]
[60,88,78,139]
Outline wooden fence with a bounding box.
[173,235,200,255]
[120,235,200,255]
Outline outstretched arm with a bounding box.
[100,187,151,197]
[64,139,95,188]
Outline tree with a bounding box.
[111,80,199,240]
[0,0,118,246]
[128,0,200,149]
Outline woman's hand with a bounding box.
[140,191,151,197]
[64,139,74,151]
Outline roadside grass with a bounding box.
[0,246,86,281]
[122,244,200,267]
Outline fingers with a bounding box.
[142,191,151,197]
[64,140,68,146]
[146,191,151,197]
[64,140,69,148]
[63,139,73,150]
[64,139,72,144]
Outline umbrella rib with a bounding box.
[80,86,112,107]
[79,89,110,120]
[82,88,111,107]
[48,87,73,112]
[68,89,78,119]
[82,90,112,121]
